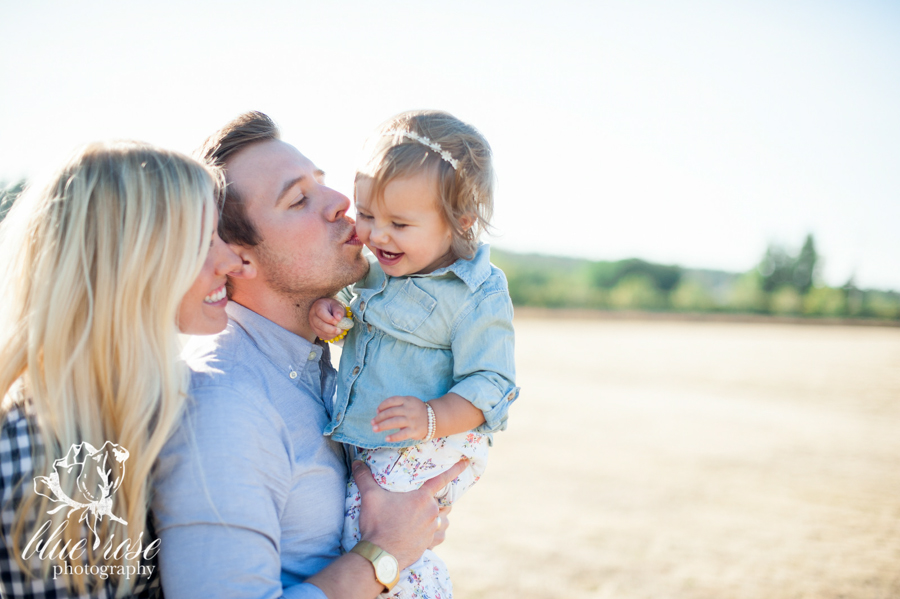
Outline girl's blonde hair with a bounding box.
[0,140,218,595]
[357,110,495,260]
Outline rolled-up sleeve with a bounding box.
[152,385,325,599]
[447,288,519,433]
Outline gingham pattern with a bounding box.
[1,403,161,599]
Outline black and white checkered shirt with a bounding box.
[1,403,161,599]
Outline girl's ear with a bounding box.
[459,214,476,232]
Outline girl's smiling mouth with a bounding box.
[375,248,404,265]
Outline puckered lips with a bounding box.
[344,226,363,246]
[203,285,227,305]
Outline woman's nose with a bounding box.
[215,239,242,275]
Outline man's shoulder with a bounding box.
[170,324,288,455]
[183,320,257,387]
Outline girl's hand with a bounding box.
[373,396,428,442]
[309,297,345,340]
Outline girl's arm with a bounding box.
[372,392,484,442]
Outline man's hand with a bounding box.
[309,297,346,340]
[352,458,468,569]
[372,396,428,442]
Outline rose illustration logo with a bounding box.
[34,441,130,549]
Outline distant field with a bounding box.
[439,316,900,599]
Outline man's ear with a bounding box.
[226,244,258,280]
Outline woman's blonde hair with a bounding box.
[357,110,495,260]
[0,140,218,595]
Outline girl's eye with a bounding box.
[392,222,407,229]
[357,212,373,220]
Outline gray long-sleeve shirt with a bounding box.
[152,302,347,599]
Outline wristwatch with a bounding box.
[350,540,400,592]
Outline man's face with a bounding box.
[226,139,367,301]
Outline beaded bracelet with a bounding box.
[322,306,354,343]
[423,403,436,442]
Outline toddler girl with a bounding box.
[310,110,518,598]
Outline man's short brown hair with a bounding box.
[196,111,280,247]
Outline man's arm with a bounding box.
[305,460,468,598]
[153,384,462,599]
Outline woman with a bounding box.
[0,140,241,598]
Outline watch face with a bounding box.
[376,555,398,583]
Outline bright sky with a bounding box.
[2,0,898,289]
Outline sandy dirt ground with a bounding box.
[436,317,900,598]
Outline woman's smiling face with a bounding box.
[354,172,456,277]
[177,211,242,335]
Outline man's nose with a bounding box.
[323,186,352,221]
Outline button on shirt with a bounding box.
[152,302,346,599]
[325,244,519,449]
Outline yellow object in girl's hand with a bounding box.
[323,306,354,343]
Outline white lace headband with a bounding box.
[382,130,459,170]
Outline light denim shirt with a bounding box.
[325,244,519,449]
[153,302,346,599]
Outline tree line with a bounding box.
[3,180,896,320]
[492,235,899,320]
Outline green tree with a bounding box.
[670,280,716,312]
[758,244,794,292]
[590,258,681,291]
[842,277,864,316]
[792,234,818,292]
[758,234,819,293]
[803,286,847,316]
[863,291,900,319]
[608,275,666,310]
[727,271,767,313]
[0,180,26,222]
[770,286,803,315]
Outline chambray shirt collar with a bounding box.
[415,243,492,292]
[226,301,326,379]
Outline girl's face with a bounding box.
[355,172,456,277]
[177,211,243,335]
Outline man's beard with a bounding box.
[254,239,368,302]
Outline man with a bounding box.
[152,112,462,599]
